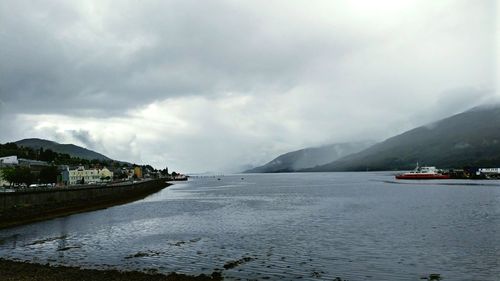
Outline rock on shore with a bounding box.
[0,259,222,281]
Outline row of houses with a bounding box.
[61,166,145,185]
[1,155,146,187]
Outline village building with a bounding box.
[0,155,19,166]
[62,166,114,185]
[478,168,500,178]
[478,168,500,174]
[134,166,143,179]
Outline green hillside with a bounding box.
[15,138,111,161]
[302,105,500,171]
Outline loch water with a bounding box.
[0,172,499,280]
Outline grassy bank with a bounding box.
[0,259,222,281]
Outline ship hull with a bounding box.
[395,174,450,180]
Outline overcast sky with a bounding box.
[0,0,498,172]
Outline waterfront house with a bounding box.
[134,166,143,179]
[63,166,114,185]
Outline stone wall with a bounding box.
[0,179,170,229]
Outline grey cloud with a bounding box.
[67,129,97,150]
[0,0,382,116]
[0,0,497,172]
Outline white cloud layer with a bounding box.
[0,0,497,172]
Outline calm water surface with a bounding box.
[0,173,499,280]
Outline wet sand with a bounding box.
[0,258,222,281]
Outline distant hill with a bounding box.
[15,138,112,161]
[244,141,374,173]
[301,104,500,172]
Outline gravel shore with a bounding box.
[0,259,222,281]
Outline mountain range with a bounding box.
[245,142,373,173]
[11,104,500,172]
[14,138,112,161]
[302,104,500,171]
[247,104,500,173]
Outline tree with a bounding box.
[160,167,169,177]
[39,166,59,184]
[1,167,16,186]
[39,149,57,162]
[17,166,34,187]
[1,166,35,187]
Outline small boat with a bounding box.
[395,164,450,180]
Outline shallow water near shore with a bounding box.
[0,172,499,280]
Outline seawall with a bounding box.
[0,179,170,229]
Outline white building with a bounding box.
[479,168,500,174]
[65,166,114,185]
[0,155,19,165]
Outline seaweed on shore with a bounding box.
[124,250,162,259]
[57,245,81,251]
[421,273,442,280]
[223,257,253,270]
[25,235,68,246]
[0,258,223,281]
[170,237,201,247]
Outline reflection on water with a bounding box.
[0,173,499,280]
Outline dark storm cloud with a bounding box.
[0,0,356,116]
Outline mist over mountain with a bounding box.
[244,141,374,173]
[15,138,112,161]
[301,104,500,172]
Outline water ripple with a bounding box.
[0,172,499,280]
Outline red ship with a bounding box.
[395,164,450,180]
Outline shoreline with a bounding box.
[0,258,222,281]
[0,179,171,230]
[0,179,223,280]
